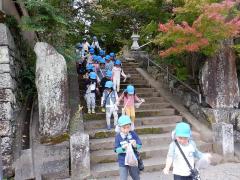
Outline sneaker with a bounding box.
[92,109,95,114]
[88,109,91,114]
[107,125,111,130]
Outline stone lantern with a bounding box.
[131,34,140,50]
[130,18,140,50]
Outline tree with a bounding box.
[154,0,240,57]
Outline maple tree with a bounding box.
[155,0,240,57]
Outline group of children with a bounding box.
[75,37,143,131]
[75,37,211,180]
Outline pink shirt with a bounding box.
[118,94,141,107]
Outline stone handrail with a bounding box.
[144,56,202,104]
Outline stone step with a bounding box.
[83,108,177,121]
[87,123,176,139]
[84,115,181,131]
[89,131,202,151]
[136,91,160,97]
[122,74,144,79]
[94,102,172,113]
[123,79,148,84]
[120,83,150,88]
[95,96,167,105]
[15,149,34,180]
[124,69,138,74]
[90,142,212,178]
[91,156,166,178]
[90,141,211,164]
[120,87,156,93]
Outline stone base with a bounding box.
[213,122,234,157]
[70,132,90,180]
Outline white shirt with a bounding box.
[167,142,196,176]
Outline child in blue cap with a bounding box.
[84,72,99,114]
[101,81,118,130]
[163,122,209,180]
[115,115,142,180]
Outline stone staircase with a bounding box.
[80,60,212,179]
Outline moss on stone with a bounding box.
[136,128,153,134]
[40,132,70,145]
[98,158,116,163]
[93,131,115,139]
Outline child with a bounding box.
[75,43,86,74]
[92,55,99,72]
[114,115,142,180]
[82,37,90,53]
[112,59,127,92]
[110,52,116,63]
[83,64,94,79]
[96,57,106,81]
[105,55,114,71]
[87,48,95,65]
[84,72,99,114]
[91,36,101,54]
[100,70,112,95]
[101,81,118,130]
[163,122,209,180]
[117,85,144,129]
[99,49,105,58]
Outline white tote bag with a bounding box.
[124,143,138,166]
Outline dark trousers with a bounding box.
[174,174,193,180]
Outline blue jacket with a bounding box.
[102,90,118,107]
[114,131,142,167]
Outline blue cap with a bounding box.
[118,115,132,126]
[86,64,94,70]
[89,72,97,79]
[105,55,110,60]
[89,48,95,54]
[175,122,191,138]
[115,59,121,65]
[99,50,105,56]
[106,70,112,78]
[99,57,105,64]
[93,55,98,62]
[126,85,134,94]
[105,81,113,88]
[110,52,115,57]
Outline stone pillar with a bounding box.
[35,42,70,137]
[0,138,3,180]
[70,132,90,180]
[213,122,234,156]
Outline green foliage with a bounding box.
[20,0,68,34]
[234,43,240,58]
[173,0,221,24]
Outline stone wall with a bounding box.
[0,23,20,177]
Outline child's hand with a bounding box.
[130,140,136,147]
[141,98,145,103]
[122,143,128,149]
[163,167,169,174]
